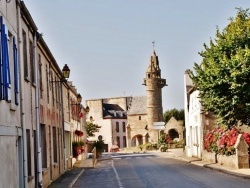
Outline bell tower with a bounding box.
[142,50,167,142]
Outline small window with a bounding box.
[116,136,120,148]
[123,136,127,147]
[139,116,141,120]
[122,122,126,132]
[116,122,119,132]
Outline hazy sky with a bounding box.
[23,0,249,111]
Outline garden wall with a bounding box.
[202,134,249,169]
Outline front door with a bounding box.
[192,126,199,157]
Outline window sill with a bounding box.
[10,103,17,111]
[42,168,49,175]
[28,176,34,182]
[25,77,30,82]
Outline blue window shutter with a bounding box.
[13,37,19,105]
[1,21,7,100]
[1,17,11,101]
[0,16,3,100]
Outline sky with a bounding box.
[23,0,250,111]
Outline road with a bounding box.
[72,153,250,188]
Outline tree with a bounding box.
[188,8,250,128]
[85,121,101,137]
[163,108,184,123]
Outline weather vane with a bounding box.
[152,41,155,50]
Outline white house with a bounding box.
[184,70,203,158]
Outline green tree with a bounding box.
[188,8,250,128]
[163,108,184,123]
[85,122,101,137]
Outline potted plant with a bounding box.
[79,141,85,153]
[72,141,81,158]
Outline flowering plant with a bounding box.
[75,130,84,137]
[204,127,250,156]
[217,127,239,156]
[204,127,224,153]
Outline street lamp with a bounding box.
[71,93,82,106]
[85,106,90,113]
[62,64,70,79]
[51,64,70,83]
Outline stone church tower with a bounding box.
[142,50,167,142]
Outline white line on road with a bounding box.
[112,160,123,188]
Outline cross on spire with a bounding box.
[152,41,155,50]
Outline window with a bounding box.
[39,54,43,99]
[51,73,55,106]
[116,122,119,132]
[26,129,32,178]
[139,116,141,120]
[0,17,12,102]
[53,127,58,163]
[40,124,47,168]
[116,136,120,148]
[122,122,126,132]
[29,40,35,84]
[65,131,71,158]
[46,65,49,103]
[22,30,28,79]
[13,36,19,105]
[123,136,127,147]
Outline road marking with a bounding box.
[68,169,85,188]
[112,160,123,188]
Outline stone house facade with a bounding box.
[164,117,184,140]
[0,1,88,187]
[86,97,129,151]
[127,96,148,147]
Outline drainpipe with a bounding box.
[61,81,67,171]
[16,1,28,187]
[34,32,43,187]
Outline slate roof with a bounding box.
[127,96,147,115]
[102,103,127,118]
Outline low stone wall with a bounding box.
[217,154,238,168]
[202,134,249,169]
[202,150,216,163]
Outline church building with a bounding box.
[126,50,167,146]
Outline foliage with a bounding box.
[204,127,250,156]
[85,121,101,137]
[93,140,104,153]
[163,108,185,123]
[72,141,84,158]
[188,8,250,128]
[159,132,167,144]
[204,127,225,153]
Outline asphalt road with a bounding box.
[72,153,250,188]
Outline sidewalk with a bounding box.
[47,158,94,188]
[150,148,250,179]
[47,149,250,187]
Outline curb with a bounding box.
[203,164,250,179]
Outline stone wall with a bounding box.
[202,134,249,169]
